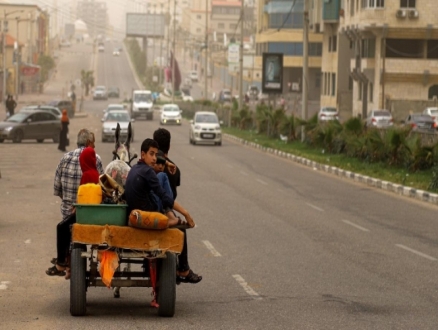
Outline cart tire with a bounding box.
[70,246,86,316]
[157,252,176,317]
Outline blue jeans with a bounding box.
[152,172,174,212]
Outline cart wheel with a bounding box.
[70,245,87,316]
[157,252,176,317]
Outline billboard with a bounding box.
[262,53,283,94]
[228,43,239,73]
[126,13,165,38]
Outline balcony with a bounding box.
[322,0,340,22]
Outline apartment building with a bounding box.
[255,0,323,100]
[313,0,438,120]
[77,0,108,37]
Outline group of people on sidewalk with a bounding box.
[47,127,202,286]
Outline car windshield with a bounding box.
[163,106,179,112]
[195,114,218,123]
[322,107,337,113]
[374,110,391,117]
[223,90,231,96]
[427,109,438,114]
[96,86,105,91]
[6,113,27,122]
[412,115,432,121]
[106,112,130,122]
[134,94,152,102]
[107,105,124,111]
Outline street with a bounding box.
[1,41,438,329]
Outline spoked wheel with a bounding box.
[13,130,23,143]
[70,245,87,316]
[157,252,176,317]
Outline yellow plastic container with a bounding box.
[77,183,103,204]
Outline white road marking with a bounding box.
[306,203,324,212]
[342,220,370,232]
[396,244,437,261]
[256,179,268,185]
[232,274,262,300]
[0,281,11,290]
[240,171,248,176]
[202,240,222,257]
[24,239,31,244]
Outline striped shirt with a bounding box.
[54,147,104,220]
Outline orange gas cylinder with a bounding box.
[77,183,103,204]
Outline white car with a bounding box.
[160,104,182,125]
[189,71,199,82]
[423,107,438,129]
[189,111,222,146]
[93,86,107,100]
[318,107,339,121]
[102,104,126,120]
[98,45,105,52]
[101,110,134,142]
[365,109,393,128]
[113,49,120,56]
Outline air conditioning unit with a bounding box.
[409,9,419,18]
[396,9,407,18]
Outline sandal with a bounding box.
[46,265,66,277]
[50,257,57,265]
[172,217,190,229]
[176,269,202,285]
[65,268,71,280]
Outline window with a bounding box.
[328,37,332,52]
[348,76,353,91]
[362,0,384,8]
[268,13,304,29]
[230,23,237,29]
[369,82,373,101]
[218,23,224,29]
[196,14,201,19]
[331,73,336,96]
[358,82,362,100]
[196,28,201,33]
[332,36,337,52]
[361,38,375,58]
[400,0,415,7]
[315,73,321,88]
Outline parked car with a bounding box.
[0,110,61,143]
[189,71,198,82]
[318,107,339,122]
[422,107,438,129]
[47,99,74,118]
[365,109,393,128]
[401,113,436,133]
[98,45,105,52]
[246,85,259,100]
[20,105,62,119]
[107,87,120,98]
[160,104,182,125]
[218,89,232,103]
[102,103,126,120]
[189,111,222,146]
[93,86,107,100]
[101,110,134,142]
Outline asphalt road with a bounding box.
[1,42,438,330]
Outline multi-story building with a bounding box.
[255,0,323,100]
[77,0,108,38]
[314,0,438,120]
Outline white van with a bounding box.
[131,90,154,120]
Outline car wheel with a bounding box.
[216,141,222,146]
[13,130,23,143]
[37,139,44,143]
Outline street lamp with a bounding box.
[2,9,24,104]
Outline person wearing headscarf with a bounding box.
[79,146,100,184]
[58,109,69,152]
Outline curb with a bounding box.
[123,42,144,90]
[224,134,438,207]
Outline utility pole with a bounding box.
[301,0,309,142]
[238,0,244,110]
[3,16,7,104]
[172,0,176,102]
[204,0,208,100]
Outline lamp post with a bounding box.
[2,9,23,104]
[15,17,29,100]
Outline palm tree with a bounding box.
[80,70,94,96]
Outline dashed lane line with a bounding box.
[202,240,222,257]
[342,220,370,232]
[306,203,324,212]
[396,244,437,261]
[232,274,262,300]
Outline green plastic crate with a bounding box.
[74,204,128,226]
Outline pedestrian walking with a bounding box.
[58,110,69,152]
[5,95,17,118]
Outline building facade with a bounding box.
[255,0,323,100]
[77,0,108,37]
[313,0,438,120]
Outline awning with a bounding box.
[263,0,304,14]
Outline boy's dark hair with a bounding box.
[141,138,159,153]
[156,150,166,164]
[153,128,171,154]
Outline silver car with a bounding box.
[93,86,107,100]
[20,105,62,119]
[0,110,61,143]
[365,109,393,128]
[189,111,222,146]
[318,107,339,121]
[160,104,182,125]
[101,110,135,142]
[402,113,436,133]
[422,107,438,129]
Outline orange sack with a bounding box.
[128,210,169,230]
[98,250,119,288]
